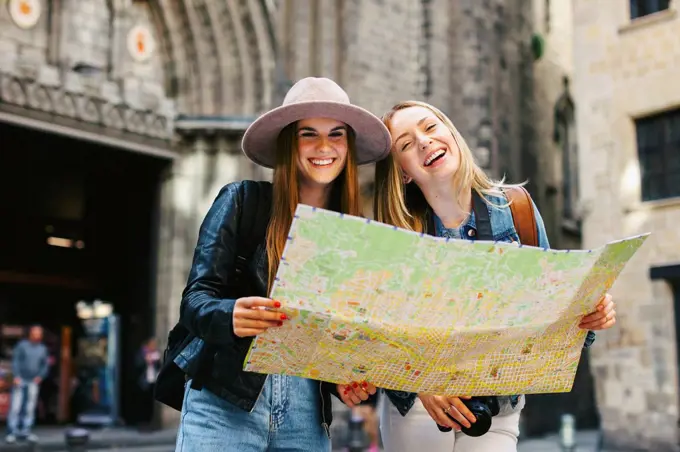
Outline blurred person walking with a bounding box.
[5,325,49,444]
[134,337,161,429]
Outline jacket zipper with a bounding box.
[320,382,331,438]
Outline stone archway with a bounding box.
[145,0,280,426]
[1,0,280,428]
[147,0,277,117]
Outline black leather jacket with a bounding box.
[177,180,339,436]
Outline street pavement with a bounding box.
[329,429,603,452]
[518,430,602,452]
[0,426,605,452]
[0,427,176,452]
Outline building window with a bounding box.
[636,108,680,201]
[630,0,670,19]
[554,77,579,223]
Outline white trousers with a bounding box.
[379,396,522,452]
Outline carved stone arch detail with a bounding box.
[245,0,276,111]
[238,0,265,113]
[147,1,182,99]
[204,0,240,114]
[155,0,200,115]
[183,0,219,115]
[177,1,204,115]
[151,116,169,137]
[145,0,276,116]
[125,109,146,134]
[1,76,27,106]
[102,104,126,130]
[27,84,53,112]
[77,97,102,123]
[224,0,257,114]
[54,92,77,118]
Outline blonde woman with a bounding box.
[373,101,616,451]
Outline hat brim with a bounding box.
[241,101,392,169]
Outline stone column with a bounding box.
[153,130,268,428]
[154,135,207,427]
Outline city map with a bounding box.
[243,205,648,396]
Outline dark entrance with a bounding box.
[0,122,169,426]
[521,349,600,436]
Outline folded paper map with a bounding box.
[243,204,648,396]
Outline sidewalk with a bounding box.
[0,425,603,452]
[518,430,603,452]
[0,427,176,452]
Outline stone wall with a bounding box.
[532,0,575,248]
[275,0,550,219]
[573,0,680,449]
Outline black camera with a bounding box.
[436,396,500,437]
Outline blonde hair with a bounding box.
[266,123,362,291]
[374,100,520,232]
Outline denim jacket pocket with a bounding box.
[493,230,520,244]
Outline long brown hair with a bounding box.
[266,122,362,291]
[374,101,518,232]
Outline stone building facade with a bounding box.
[573,0,680,450]
[519,0,601,436]
[0,0,588,430]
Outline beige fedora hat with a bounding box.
[242,77,391,169]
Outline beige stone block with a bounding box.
[623,384,647,415]
[603,380,624,408]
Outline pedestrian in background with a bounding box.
[354,396,380,452]
[5,325,49,444]
[134,337,161,429]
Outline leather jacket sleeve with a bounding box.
[179,183,243,347]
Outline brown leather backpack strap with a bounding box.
[505,186,538,247]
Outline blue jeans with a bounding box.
[7,381,40,436]
[176,375,330,452]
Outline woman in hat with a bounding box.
[174,77,388,451]
[372,100,617,451]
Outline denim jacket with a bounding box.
[383,192,597,416]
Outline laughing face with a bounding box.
[296,117,349,187]
[388,106,461,187]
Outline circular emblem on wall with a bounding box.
[127,25,155,62]
[8,0,41,29]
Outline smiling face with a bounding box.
[295,117,349,188]
[388,106,461,189]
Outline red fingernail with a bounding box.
[352,382,358,388]
[362,382,368,388]
[281,314,288,320]
[274,301,281,308]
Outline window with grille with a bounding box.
[630,0,670,19]
[636,108,680,201]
